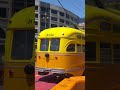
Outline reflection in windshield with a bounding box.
[50,38,60,51]
[40,39,49,51]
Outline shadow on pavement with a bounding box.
[37,74,66,84]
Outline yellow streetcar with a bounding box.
[36,27,85,76]
[4,6,35,90]
[86,3,120,90]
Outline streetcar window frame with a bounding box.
[11,30,34,60]
[40,39,49,51]
[50,38,60,51]
[77,44,81,52]
[66,44,75,52]
[85,42,96,61]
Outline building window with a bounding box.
[35,6,38,10]
[66,14,69,18]
[41,14,45,18]
[66,21,69,25]
[41,7,49,12]
[86,42,96,61]
[0,1,8,4]
[51,9,57,14]
[59,12,64,16]
[51,17,57,21]
[40,22,45,26]
[41,6,46,12]
[0,8,7,18]
[35,13,38,18]
[13,9,20,14]
[66,44,75,52]
[113,44,120,63]
[12,2,24,7]
[71,17,73,21]
[35,21,38,25]
[41,14,49,21]
[100,22,111,31]
[60,19,64,23]
[100,42,112,63]
[35,29,38,33]
[40,27,45,31]
[0,27,5,38]
[51,24,57,27]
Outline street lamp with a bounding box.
[42,12,49,29]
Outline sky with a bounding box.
[40,0,85,18]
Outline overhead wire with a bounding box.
[70,0,85,17]
[56,0,83,29]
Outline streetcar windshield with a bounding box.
[50,38,60,51]
[11,30,35,60]
[40,38,60,51]
[40,39,49,51]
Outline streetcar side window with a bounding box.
[50,38,60,51]
[77,44,81,52]
[86,42,96,61]
[82,45,85,52]
[113,44,120,63]
[100,42,112,63]
[11,30,34,60]
[40,39,49,51]
[67,44,75,52]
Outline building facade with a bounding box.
[35,0,81,39]
[0,0,34,31]
[0,0,34,65]
[78,23,85,30]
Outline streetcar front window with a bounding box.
[40,39,49,51]
[50,38,60,51]
[11,30,35,60]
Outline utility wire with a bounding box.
[71,0,85,15]
[56,0,80,29]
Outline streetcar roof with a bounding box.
[7,6,34,30]
[86,5,120,23]
[38,27,85,38]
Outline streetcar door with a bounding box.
[4,30,35,90]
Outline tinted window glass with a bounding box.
[51,17,57,21]
[11,30,34,60]
[50,38,60,51]
[77,44,81,52]
[51,9,57,14]
[113,44,120,63]
[51,24,57,27]
[59,12,64,16]
[86,42,96,61]
[100,22,111,31]
[67,44,75,52]
[60,19,64,23]
[35,14,38,18]
[100,42,112,63]
[40,39,49,51]
[82,45,85,52]
[35,21,38,25]
[0,8,7,18]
